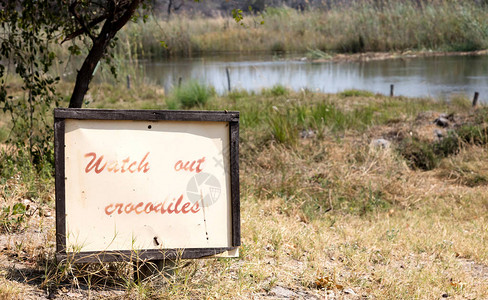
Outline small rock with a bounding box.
[41,210,52,217]
[270,286,297,298]
[434,129,444,139]
[109,290,125,296]
[371,138,391,149]
[22,199,33,205]
[344,288,357,296]
[300,129,316,139]
[440,113,455,122]
[442,293,449,298]
[66,292,83,298]
[434,117,449,128]
[21,199,37,214]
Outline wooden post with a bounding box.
[226,68,231,92]
[390,84,394,97]
[126,75,131,90]
[472,92,479,107]
[178,77,182,88]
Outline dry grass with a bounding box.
[1,85,488,299]
[111,0,488,59]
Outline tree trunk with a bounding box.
[69,36,113,108]
[68,0,143,108]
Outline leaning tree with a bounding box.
[63,0,146,108]
[0,0,245,163]
[1,0,149,110]
[0,0,152,163]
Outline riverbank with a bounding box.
[1,85,488,298]
[305,49,488,63]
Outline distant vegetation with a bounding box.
[113,0,488,59]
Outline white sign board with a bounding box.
[54,109,240,262]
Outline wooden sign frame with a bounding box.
[54,108,240,263]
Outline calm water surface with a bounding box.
[142,54,488,99]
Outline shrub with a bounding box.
[456,125,488,145]
[398,124,488,171]
[168,80,214,109]
[398,137,439,170]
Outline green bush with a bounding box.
[168,80,214,109]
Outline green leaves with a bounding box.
[1,203,27,233]
[68,45,82,56]
[232,8,244,26]
[160,41,169,49]
[11,203,26,215]
[0,0,63,167]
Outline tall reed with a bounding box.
[113,0,488,59]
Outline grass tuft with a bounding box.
[263,84,288,97]
[167,80,214,109]
[339,89,375,98]
[267,106,298,146]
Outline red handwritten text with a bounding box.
[174,156,205,173]
[104,195,200,215]
[84,152,150,174]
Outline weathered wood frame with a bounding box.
[54,108,240,263]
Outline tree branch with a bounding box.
[111,0,143,32]
[69,1,96,41]
[61,14,109,44]
[174,0,184,11]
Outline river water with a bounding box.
[142,53,488,99]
